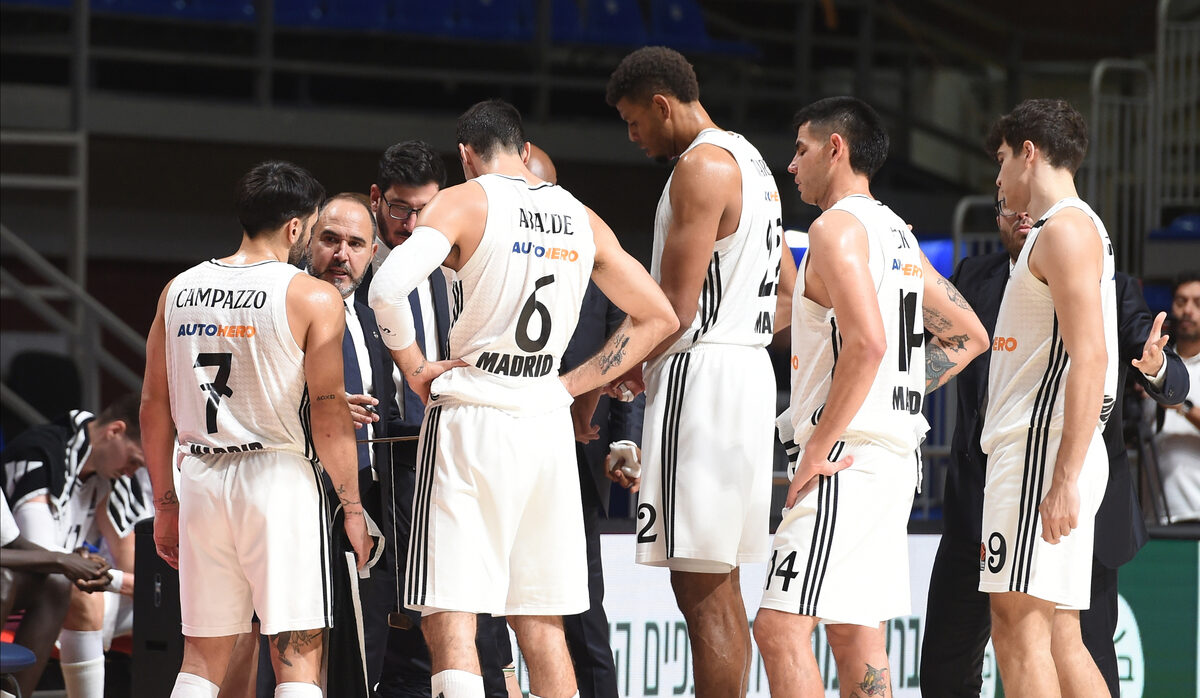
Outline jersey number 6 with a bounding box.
[515,274,555,352]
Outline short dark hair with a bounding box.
[319,193,378,240]
[1174,270,1200,297]
[791,96,889,178]
[985,99,1088,173]
[456,99,526,162]
[377,140,446,192]
[235,161,325,237]
[98,392,142,443]
[606,46,700,106]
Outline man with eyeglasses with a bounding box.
[920,191,1187,697]
[361,141,514,698]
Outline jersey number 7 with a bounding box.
[194,352,233,434]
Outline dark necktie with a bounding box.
[341,318,372,471]
[402,289,427,424]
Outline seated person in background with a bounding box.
[1,393,150,698]
[1,488,111,698]
[1157,271,1200,523]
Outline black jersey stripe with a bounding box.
[406,405,441,608]
[299,389,314,461]
[660,352,691,558]
[798,472,838,616]
[309,459,332,624]
[1011,319,1066,592]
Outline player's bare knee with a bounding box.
[751,610,798,657]
[43,570,74,606]
[62,584,105,630]
[825,622,885,658]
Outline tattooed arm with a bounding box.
[559,209,677,398]
[921,253,988,393]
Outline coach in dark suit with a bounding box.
[561,281,645,698]
[920,202,1188,697]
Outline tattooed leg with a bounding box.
[826,622,892,698]
[269,628,324,686]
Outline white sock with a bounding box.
[58,628,104,664]
[274,682,322,697]
[431,669,485,698]
[60,656,104,698]
[171,673,219,698]
[529,694,580,698]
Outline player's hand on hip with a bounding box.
[154,508,181,570]
[786,453,854,509]
[346,393,380,428]
[1132,311,1169,376]
[1038,482,1079,544]
[408,358,468,404]
[343,511,371,570]
[570,388,602,443]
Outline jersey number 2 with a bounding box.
[194,352,233,434]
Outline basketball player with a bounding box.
[368,98,676,698]
[753,97,987,698]
[978,99,1116,697]
[2,394,147,698]
[140,160,371,698]
[604,46,794,695]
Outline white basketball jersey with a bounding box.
[651,129,784,357]
[165,260,312,458]
[431,174,595,414]
[981,198,1118,454]
[787,195,929,455]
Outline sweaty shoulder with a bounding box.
[673,143,739,184]
[287,273,342,319]
[421,179,488,229]
[810,208,865,242]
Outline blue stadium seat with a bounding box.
[276,0,387,30]
[918,237,955,278]
[93,0,255,23]
[579,0,646,46]
[387,0,456,37]
[551,0,583,42]
[454,0,534,41]
[647,0,759,57]
[0,0,71,8]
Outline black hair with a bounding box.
[1174,270,1200,297]
[985,99,1088,173]
[791,96,889,179]
[606,46,700,106]
[235,160,325,237]
[377,140,446,191]
[98,392,142,442]
[455,99,527,162]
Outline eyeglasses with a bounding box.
[994,197,1017,218]
[380,192,422,222]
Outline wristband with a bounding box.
[105,569,124,593]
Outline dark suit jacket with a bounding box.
[350,300,406,476]
[1095,273,1188,568]
[560,282,645,512]
[943,257,1188,569]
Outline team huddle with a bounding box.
[2,45,1153,698]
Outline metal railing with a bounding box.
[0,224,145,419]
[1085,59,1155,277]
[1158,0,1200,211]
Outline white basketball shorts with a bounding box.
[178,450,330,637]
[636,344,776,573]
[979,428,1107,609]
[758,441,919,627]
[404,402,588,616]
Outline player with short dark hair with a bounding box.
[141,160,370,698]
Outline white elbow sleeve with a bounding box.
[368,226,452,351]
